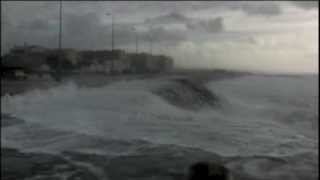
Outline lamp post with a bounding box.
[106,13,114,74]
[59,0,62,52]
[132,26,138,54]
[2,2,9,55]
[105,13,114,52]
[54,0,63,82]
[149,24,153,55]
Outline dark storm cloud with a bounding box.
[145,12,190,24]
[114,24,188,48]
[186,17,224,33]
[200,17,224,33]
[1,1,318,73]
[140,1,284,17]
[149,26,187,42]
[235,3,282,16]
[62,12,139,49]
[1,1,284,50]
[60,11,187,49]
[64,12,101,35]
[145,12,224,33]
[62,12,106,49]
[22,18,51,31]
[0,1,304,51]
[165,1,283,16]
[290,1,319,10]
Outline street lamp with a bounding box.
[54,0,63,82]
[132,26,138,54]
[106,13,114,74]
[105,13,114,52]
[149,24,154,55]
[59,0,62,51]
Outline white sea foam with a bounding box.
[1,75,318,158]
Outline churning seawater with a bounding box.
[1,74,318,180]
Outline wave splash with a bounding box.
[152,77,221,110]
[1,75,318,180]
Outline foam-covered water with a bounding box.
[1,74,318,179]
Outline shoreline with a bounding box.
[2,69,315,97]
[1,70,245,97]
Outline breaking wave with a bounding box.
[152,77,221,110]
[1,74,318,179]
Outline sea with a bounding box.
[1,74,318,180]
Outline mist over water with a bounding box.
[1,74,318,179]
[2,1,318,179]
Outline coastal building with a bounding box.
[1,66,28,80]
[129,53,173,73]
[2,45,174,77]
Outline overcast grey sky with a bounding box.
[1,1,318,74]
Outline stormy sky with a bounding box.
[1,1,319,74]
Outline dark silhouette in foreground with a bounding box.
[189,162,232,180]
